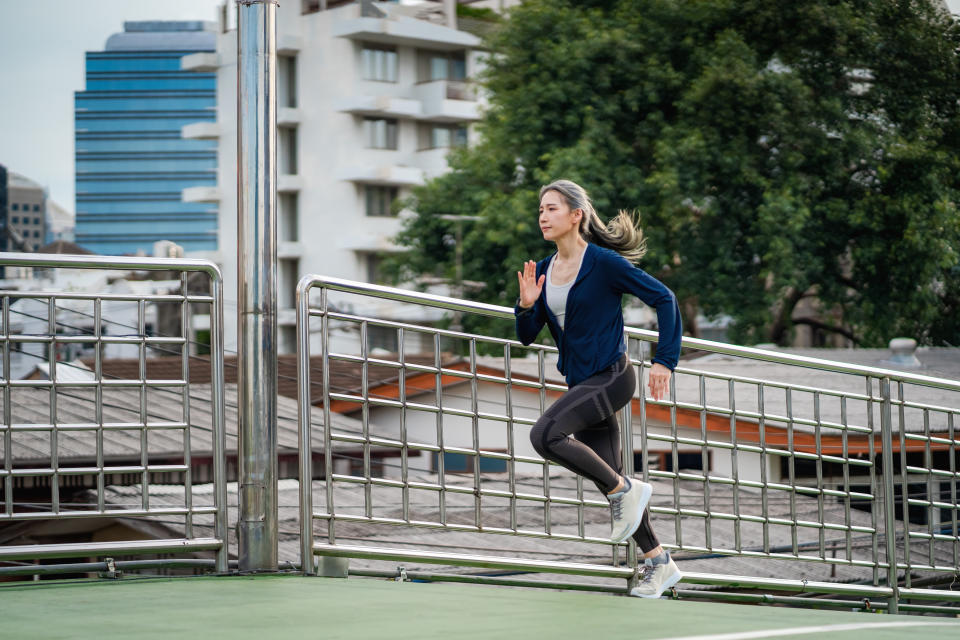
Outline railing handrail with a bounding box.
[298,275,960,392]
[0,251,223,280]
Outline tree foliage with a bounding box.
[387,0,960,347]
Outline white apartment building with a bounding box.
[181,1,486,355]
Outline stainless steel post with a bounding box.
[879,377,899,614]
[237,0,279,572]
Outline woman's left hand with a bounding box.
[648,363,671,400]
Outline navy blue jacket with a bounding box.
[514,243,682,386]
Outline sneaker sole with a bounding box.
[630,569,682,599]
[611,481,653,544]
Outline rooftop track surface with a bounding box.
[1,574,958,639]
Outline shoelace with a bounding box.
[639,564,658,584]
[610,494,623,521]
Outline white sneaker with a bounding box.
[630,555,682,598]
[608,477,653,544]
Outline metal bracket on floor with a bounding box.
[98,557,122,580]
[318,556,349,578]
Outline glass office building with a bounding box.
[74,21,217,255]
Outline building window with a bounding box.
[364,118,398,150]
[278,55,298,108]
[11,204,17,211]
[365,186,398,217]
[280,193,299,242]
[33,204,40,212]
[34,217,41,225]
[33,230,40,238]
[432,452,508,474]
[418,50,466,82]
[279,127,298,175]
[11,217,18,224]
[367,324,398,352]
[365,253,385,284]
[361,44,398,82]
[279,258,299,309]
[419,123,467,150]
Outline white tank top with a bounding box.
[545,249,586,330]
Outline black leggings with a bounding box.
[530,354,660,553]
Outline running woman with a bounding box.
[515,179,683,598]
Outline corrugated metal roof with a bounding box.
[87,474,954,590]
[2,382,365,463]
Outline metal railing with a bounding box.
[0,253,228,573]
[297,275,960,613]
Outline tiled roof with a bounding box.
[80,353,459,407]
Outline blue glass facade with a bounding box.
[74,22,217,255]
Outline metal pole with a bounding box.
[237,0,278,572]
[879,377,900,614]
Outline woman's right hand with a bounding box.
[517,260,545,308]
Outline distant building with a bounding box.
[182,0,485,353]
[1,165,47,253]
[74,21,218,255]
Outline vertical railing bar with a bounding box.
[841,394,852,563]
[949,412,958,573]
[758,382,768,554]
[879,377,900,614]
[138,298,148,511]
[622,336,636,586]
[503,343,517,533]
[321,288,335,544]
[48,297,59,514]
[296,278,314,574]
[786,388,797,556]
[638,342,649,485]
[94,298,104,513]
[896,381,910,589]
[470,338,481,529]
[670,367,680,549]
[180,272,193,539]
[923,407,934,570]
[866,378,879,586]
[2,296,11,516]
[699,374,711,552]
[209,268,228,573]
[360,320,371,519]
[539,348,551,538]
[729,378,741,553]
[399,327,409,524]
[814,391,825,559]
[434,331,446,526]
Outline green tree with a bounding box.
[387,0,960,347]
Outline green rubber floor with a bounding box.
[1,574,958,639]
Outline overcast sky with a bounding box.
[1,0,959,212]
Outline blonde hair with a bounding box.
[539,180,647,262]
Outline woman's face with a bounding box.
[538,190,581,242]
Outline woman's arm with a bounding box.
[606,253,682,371]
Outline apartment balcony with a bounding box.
[182,186,221,203]
[181,52,219,72]
[278,241,304,259]
[278,175,304,193]
[332,15,480,51]
[412,147,454,178]
[336,164,424,187]
[278,108,303,126]
[181,122,220,140]
[414,81,480,122]
[335,95,422,120]
[277,34,302,55]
